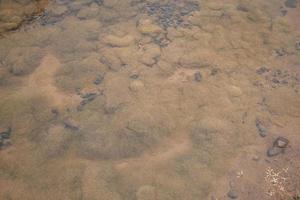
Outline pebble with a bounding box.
[0,127,12,150]
[285,0,298,8]
[93,75,104,85]
[63,119,79,131]
[256,66,269,75]
[236,4,249,12]
[0,127,11,139]
[194,71,202,82]
[273,136,289,148]
[295,42,300,50]
[227,189,238,199]
[255,119,267,137]
[267,146,283,157]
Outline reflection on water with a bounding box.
[0,0,300,199]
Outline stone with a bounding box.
[295,42,300,50]
[267,146,284,157]
[275,48,287,56]
[273,137,289,148]
[236,4,249,12]
[63,119,79,131]
[0,127,12,150]
[227,189,238,199]
[255,119,267,137]
[211,68,219,76]
[194,71,202,82]
[256,66,269,75]
[0,127,11,139]
[93,74,104,85]
[285,0,298,8]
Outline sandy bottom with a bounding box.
[0,0,300,200]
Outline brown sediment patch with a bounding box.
[24,54,80,108]
[114,131,191,171]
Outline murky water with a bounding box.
[0,0,300,199]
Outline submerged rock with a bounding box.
[285,0,298,8]
[267,146,284,157]
[63,119,79,131]
[255,119,267,137]
[273,136,289,148]
[93,74,104,85]
[0,127,12,150]
[267,136,289,157]
[227,189,238,199]
[194,71,202,82]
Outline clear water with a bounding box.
[0,0,300,199]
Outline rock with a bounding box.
[255,119,267,137]
[93,74,104,85]
[227,189,238,199]
[211,68,219,76]
[130,73,139,79]
[275,48,287,57]
[0,127,11,139]
[63,119,79,131]
[267,146,284,157]
[129,80,144,92]
[273,136,289,148]
[256,66,269,75]
[0,127,12,150]
[194,71,202,82]
[295,42,300,50]
[236,4,250,12]
[285,0,298,8]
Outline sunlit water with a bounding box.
[0,0,300,199]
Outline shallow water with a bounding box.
[0,0,300,199]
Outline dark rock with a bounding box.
[256,66,269,75]
[211,68,219,76]
[0,127,11,139]
[273,136,289,148]
[236,4,249,12]
[295,42,300,50]
[285,0,298,8]
[255,119,267,137]
[227,189,238,199]
[93,75,104,85]
[130,74,139,79]
[272,78,280,84]
[267,146,284,157]
[194,71,202,82]
[63,119,79,131]
[280,8,288,16]
[275,48,287,56]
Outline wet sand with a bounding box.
[0,0,300,199]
